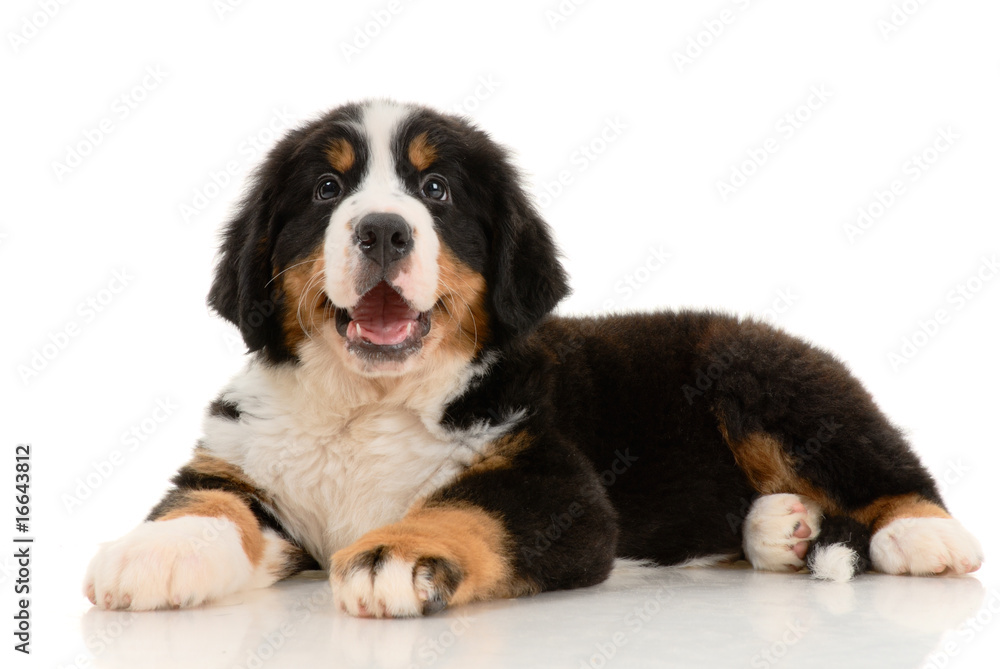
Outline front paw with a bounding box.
[331,544,464,618]
[84,517,253,610]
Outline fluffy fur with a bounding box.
[84,99,983,616]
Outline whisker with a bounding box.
[437,275,479,348]
[297,269,328,338]
[437,265,482,346]
[266,258,320,290]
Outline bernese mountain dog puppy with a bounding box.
[84,99,983,617]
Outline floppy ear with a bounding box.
[488,187,570,346]
[207,188,290,362]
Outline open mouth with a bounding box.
[333,282,432,361]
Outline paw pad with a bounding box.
[743,494,823,572]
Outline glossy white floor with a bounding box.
[60,560,996,669]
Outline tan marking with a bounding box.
[188,448,251,483]
[185,447,273,503]
[332,504,534,606]
[434,246,489,358]
[277,247,328,353]
[848,493,951,533]
[408,132,437,171]
[462,431,532,476]
[158,489,265,566]
[720,425,838,513]
[325,138,355,173]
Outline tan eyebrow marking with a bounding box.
[408,132,437,171]
[325,138,355,172]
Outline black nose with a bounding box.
[355,213,413,267]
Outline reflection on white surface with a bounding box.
[75,564,992,669]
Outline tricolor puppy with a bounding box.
[85,100,983,617]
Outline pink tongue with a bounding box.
[348,283,420,346]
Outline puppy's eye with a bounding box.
[315,175,344,201]
[420,175,449,202]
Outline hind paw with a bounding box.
[743,494,822,572]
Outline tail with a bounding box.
[806,515,871,582]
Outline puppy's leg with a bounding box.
[330,429,618,618]
[704,318,982,581]
[331,504,515,618]
[855,494,982,576]
[84,449,314,610]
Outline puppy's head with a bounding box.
[209,100,568,376]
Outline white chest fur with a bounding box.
[200,354,493,568]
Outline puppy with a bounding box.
[84,100,983,617]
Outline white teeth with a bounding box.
[405,322,415,338]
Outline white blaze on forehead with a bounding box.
[362,100,410,196]
[323,101,441,313]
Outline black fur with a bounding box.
[274,547,323,580]
[438,310,939,571]
[208,397,241,421]
[413,556,464,615]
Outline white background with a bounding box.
[3,0,999,667]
